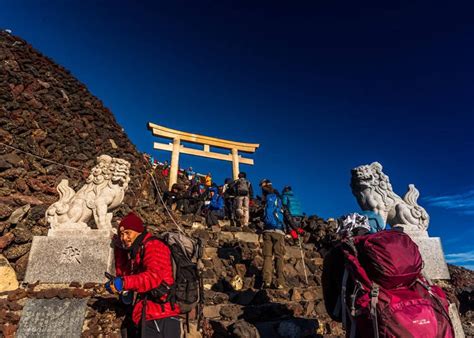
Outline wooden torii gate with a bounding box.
[148,122,260,190]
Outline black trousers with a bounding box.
[121,316,182,338]
[206,209,224,226]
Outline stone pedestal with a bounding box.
[17,298,87,338]
[404,230,450,280]
[449,303,466,338]
[24,232,114,283]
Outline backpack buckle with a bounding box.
[370,286,379,298]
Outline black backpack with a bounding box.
[140,232,203,320]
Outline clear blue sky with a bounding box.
[2,1,473,269]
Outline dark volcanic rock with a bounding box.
[3,243,30,260]
[0,31,164,270]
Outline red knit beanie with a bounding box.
[119,212,145,233]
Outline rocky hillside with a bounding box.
[0,31,178,279]
[0,31,472,337]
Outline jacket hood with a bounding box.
[209,187,219,194]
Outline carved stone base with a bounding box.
[403,231,450,280]
[24,234,114,283]
[17,299,87,338]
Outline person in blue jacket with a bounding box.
[205,187,224,226]
[359,210,386,233]
[281,186,304,230]
[260,179,287,289]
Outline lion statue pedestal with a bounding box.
[351,162,450,280]
[24,155,130,283]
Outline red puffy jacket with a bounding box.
[115,232,180,324]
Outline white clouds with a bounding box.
[445,250,474,265]
[424,189,474,216]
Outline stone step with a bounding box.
[203,286,323,307]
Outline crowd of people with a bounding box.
[106,160,313,336]
[162,171,256,228]
[104,156,455,338]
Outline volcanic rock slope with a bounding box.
[0,31,176,276]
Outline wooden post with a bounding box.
[169,138,180,190]
[148,123,259,187]
[231,148,239,180]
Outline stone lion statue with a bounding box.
[46,155,131,232]
[350,162,429,232]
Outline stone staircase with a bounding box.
[171,218,344,337]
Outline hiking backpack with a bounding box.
[140,232,203,315]
[338,230,454,338]
[235,177,250,196]
[264,193,285,230]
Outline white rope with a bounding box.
[0,141,85,172]
[0,141,147,179]
[148,170,185,234]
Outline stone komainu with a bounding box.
[350,162,429,231]
[46,155,131,231]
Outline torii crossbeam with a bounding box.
[148,122,260,190]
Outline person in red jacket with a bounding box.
[106,212,182,337]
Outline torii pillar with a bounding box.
[148,123,260,190]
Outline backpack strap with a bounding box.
[370,283,380,338]
[141,296,147,338]
[341,268,349,328]
[416,278,454,325]
[139,236,160,263]
[341,268,358,338]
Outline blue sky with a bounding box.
[2,1,473,269]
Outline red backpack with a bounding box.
[339,230,454,338]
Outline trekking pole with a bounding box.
[298,236,309,285]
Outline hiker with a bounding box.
[182,186,205,217]
[359,210,386,233]
[205,172,212,187]
[205,186,224,226]
[281,185,304,231]
[322,213,454,338]
[232,172,253,227]
[222,178,236,225]
[260,179,286,289]
[161,161,170,177]
[162,183,184,211]
[186,167,195,182]
[106,212,182,337]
